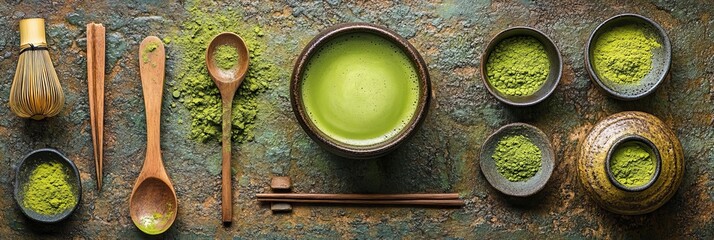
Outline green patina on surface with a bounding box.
[486,36,549,96]
[173,0,277,143]
[593,24,661,84]
[214,45,240,70]
[22,161,76,215]
[609,142,656,187]
[492,135,542,182]
[142,42,159,63]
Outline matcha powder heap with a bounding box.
[172,0,277,143]
[609,142,656,187]
[486,36,550,96]
[492,135,542,182]
[23,161,76,215]
[214,45,240,70]
[593,24,661,84]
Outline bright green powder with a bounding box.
[486,36,549,96]
[609,142,656,187]
[492,135,542,182]
[593,24,661,84]
[137,202,174,235]
[22,161,76,215]
[173,0,278,143]
[142,42,159,63]
[214,45,240,70]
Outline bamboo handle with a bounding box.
[256,198,465,207]
[256,193,460,200]
[221,95,234,223]
[87,23,105,190]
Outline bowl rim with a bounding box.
[605,134,662,192]
[480,26,563,107]
[584,13,672,100]
[13,148,82,223]
[290,22,431,159]
[479,122,555,197]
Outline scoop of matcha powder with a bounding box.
[492,135,542,182]
[486,36,550,96]
[593,24,661,84]
[609,142,656,187]
[214,44,240,70]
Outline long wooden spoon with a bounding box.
[129,36,177,235]
[205,32,249,224]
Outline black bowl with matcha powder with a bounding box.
[14,149,81,223]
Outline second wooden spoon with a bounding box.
[205,32,249,224]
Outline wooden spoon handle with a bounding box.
[221,95,234,223]
[139,36,165,169]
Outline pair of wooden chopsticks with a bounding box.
[87,23,105,190]
[256,193,464,207]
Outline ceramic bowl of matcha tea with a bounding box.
[585,14,671,100]
[14,148,81,223]
[480,123,555,197]
[480,27,562,106]
[291,22,431,159]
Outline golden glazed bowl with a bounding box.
[578,111,684,215]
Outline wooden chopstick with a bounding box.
[256,198,465,207]
[256,193,460,200]
[87,23,105,190]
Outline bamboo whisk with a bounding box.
[9,18,64,120]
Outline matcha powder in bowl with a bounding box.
[172,1,278,143]
[492,135,542,182]
[586,14,671,100]
[486,36,550,97]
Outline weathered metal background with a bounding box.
[0,0,711,238]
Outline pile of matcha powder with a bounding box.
[171,0,278,143]
[486,36,550,96]
[609,142,656,187]
[492,135,542,182]
[23,161,76,215]
[593,24,661,84]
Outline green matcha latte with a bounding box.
[300,32,420,146]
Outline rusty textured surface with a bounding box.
[0,0,712,238]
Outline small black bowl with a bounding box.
[585,14,671,100]
[14,148,81,223]
[479,123,555,197]
[605,135,662,192]
[480,27,562,106]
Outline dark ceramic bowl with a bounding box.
[585,14,671,100]
[605,135,662,192]
[480,27,562,106]
[14,148,81,223]
[480,123,555,197]
[290,22,431,159]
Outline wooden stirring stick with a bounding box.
[87,23,105,190]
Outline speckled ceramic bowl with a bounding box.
[480,123,555,197]
[290,23,431,159]
[480,27,562,106]
[14,148,82,223]
[578,111,684,215]
[585,14,672,100]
